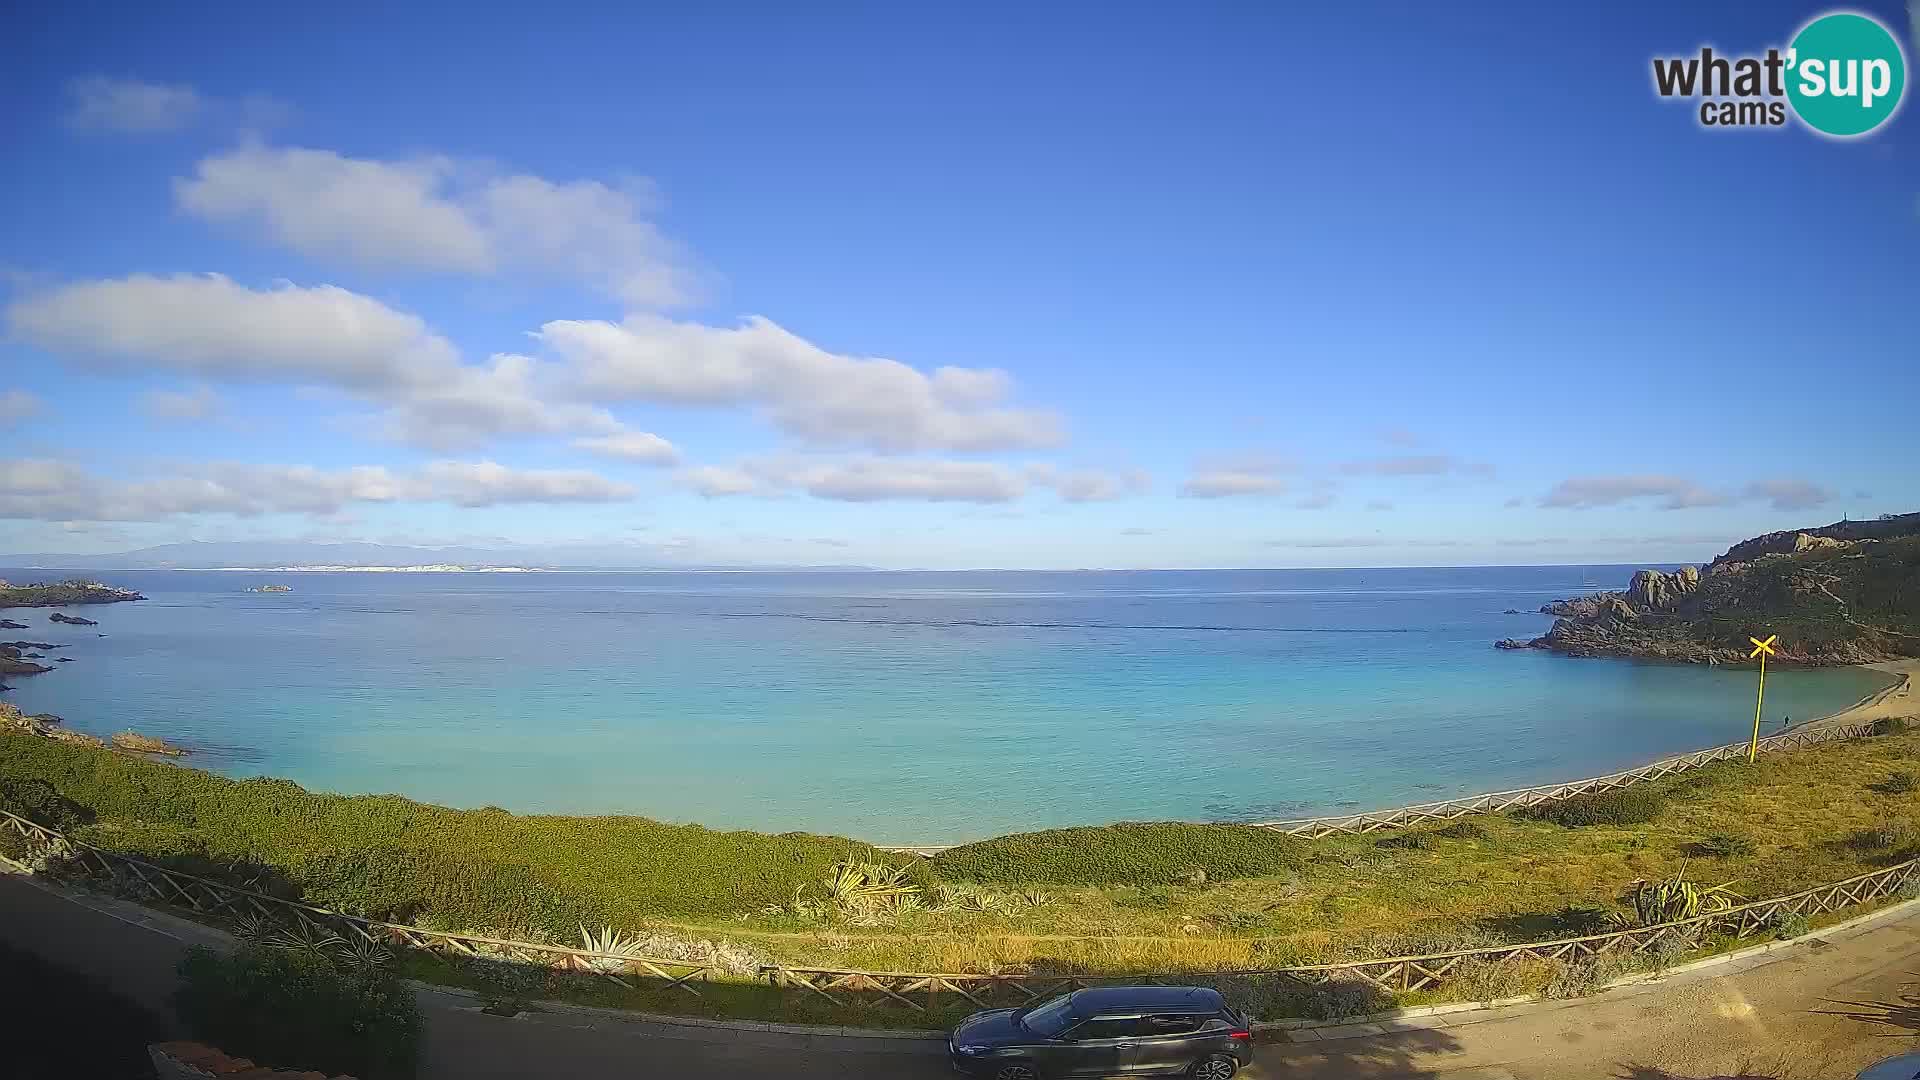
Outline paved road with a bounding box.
[5,870,1919,1079]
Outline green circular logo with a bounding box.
[1786,12,1907,137]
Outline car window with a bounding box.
[1021,996,1077,1038]
[1143,1013,1203,1035]
[1068,1017,1142,1041]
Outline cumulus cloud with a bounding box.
[175,145,695,306]
[1264,536,1391,549]
[66,76,202,133]
[6,273,456,389]
[572,430,680,465]
[140,385,223,423]
[0,458,633,521]
[1539,474,1728,510]
[540,314,1062,453]
[5,274,618,451]
[1742,479,1833,511]
[0,389,44,429]
[1179,455,1290,498]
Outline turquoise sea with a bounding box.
[0,567,1892,845]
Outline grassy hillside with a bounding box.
[1688,534,1920,656]
[5,718,1918,980]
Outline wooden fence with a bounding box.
[4,803,1915,1017]
[768,854,1920,1012]
[1245,722,1878,839]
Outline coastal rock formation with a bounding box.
[49,612,98,625]
[1629,566,1699,609]
[0,703,105,748]
[0,645,52,675]
[111,730,189,756]
[0,619,26,629]
[0,579,144,609]
[1496,513,1920,666]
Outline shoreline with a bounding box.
[1796,657,1917,731]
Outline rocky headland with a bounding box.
[1496,512,1920,666]
[0,579,144,608]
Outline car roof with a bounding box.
[1069,986,1226,1015]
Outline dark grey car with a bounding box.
[948,985,1253,1079]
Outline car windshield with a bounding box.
[1020,996,1076,1037]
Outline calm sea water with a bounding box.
[0,567,1891,844]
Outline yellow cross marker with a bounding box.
[1747,634,1777,763]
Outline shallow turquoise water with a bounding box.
[0,567,1891,844]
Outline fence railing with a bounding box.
[4,803,1914,1016]
[1245,722,1878,838]
[767,854,1920,1012]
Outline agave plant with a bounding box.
[332,933,395,976]
[1620,863,1745,927]
[578,924,652,976]
[264,918,347,960]
[229,912,278,946]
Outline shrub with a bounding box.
[1766,911,1811,940]
[1845,822,1916,851]
[1435,819,1489,840]
[1691,831,1757,859]
[0,733,888,931]
[1875,771,1919,795]
[1523,787,1667,828]
[1375,831,1433,851]
[1871,717,1914,736]
[931,823,1304,886]
[175,947,419,1080]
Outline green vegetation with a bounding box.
[1521,786,1667,827]
[930,822,1305,886]
[0,578,144,608]
[1875,770,1919,794]
[0,734,892,934]
[3,719,1918,1027]
[1692,532,1920,657]
[1690,831,1756,859]
[176,946,419,1079]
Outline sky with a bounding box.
[1,1,1915,569]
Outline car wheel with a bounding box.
[1190,1054,1237,1080]
[992,1064,1041,1080]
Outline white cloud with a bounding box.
[0,389,43,429]
[6,273,456,389]
[1340,455,1494,477]
[5,275,607,451]
[66,77,202,133]
[1742,479,1833,511]
[1180,455,1291,498]
[140,385,223,423]
[0,458,633,521]
[1540,475,1728,510]
[684,456,1028,503]
[1026,465,1149,502]
[176,147,489,271]
[541,314,1062,453]
[175,145,695,305]
[572,430,680,465]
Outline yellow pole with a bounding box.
[1748,650,1768,763]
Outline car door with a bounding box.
[1058,1016,1142,1076]
[1124,1013,1206,1074]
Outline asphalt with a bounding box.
[5,869,1920,1079]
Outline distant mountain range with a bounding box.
[0,541,872,572]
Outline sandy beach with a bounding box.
[1803,657,1920,731]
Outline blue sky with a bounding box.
[1,1,1915,569]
